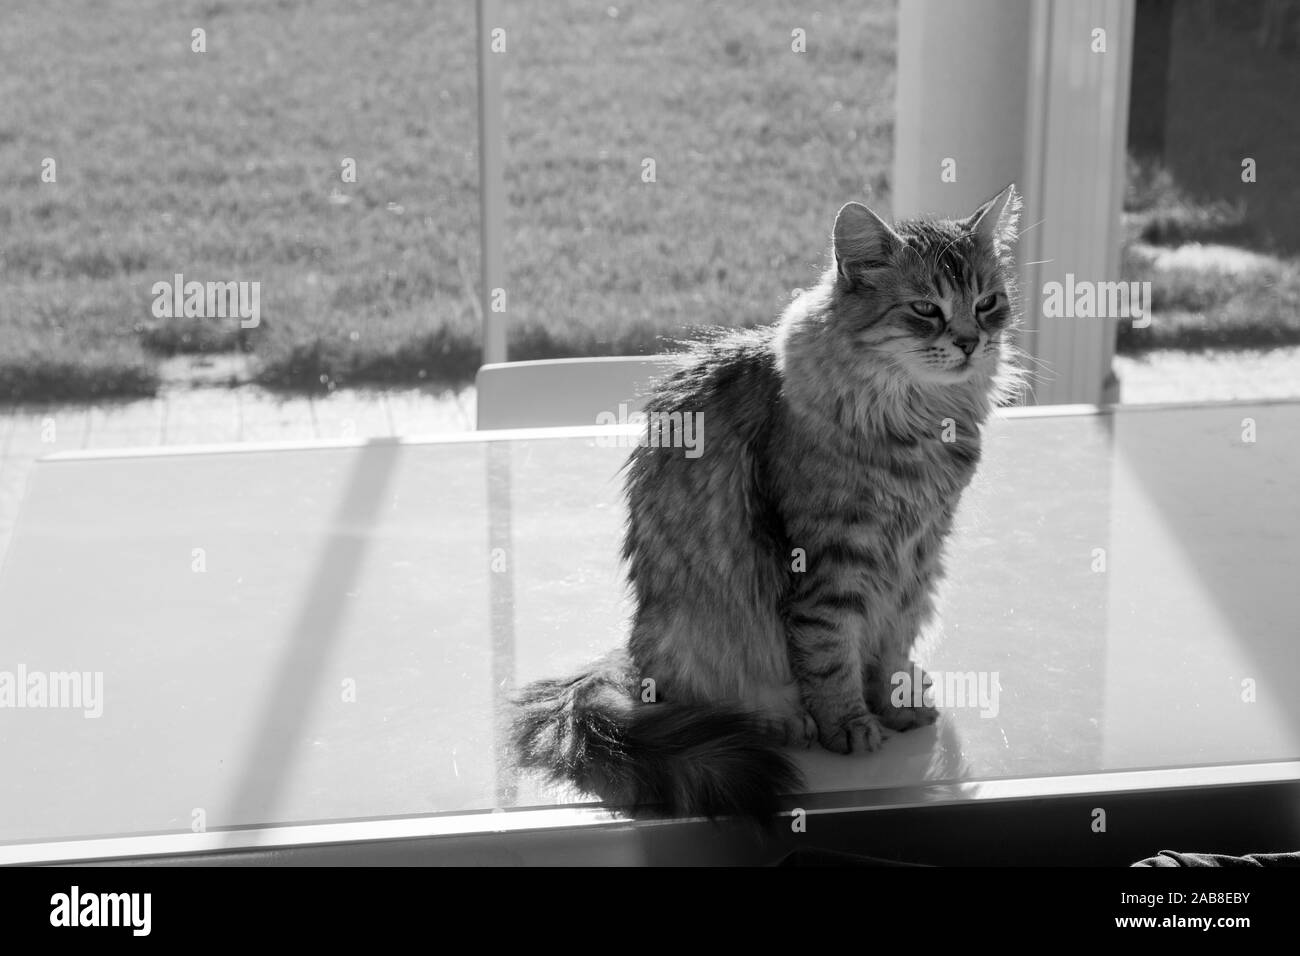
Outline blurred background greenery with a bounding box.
[0,0,1295,402]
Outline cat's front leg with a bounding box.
[786,604,882,754]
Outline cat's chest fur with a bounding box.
[774,399,983,515]
[766,398,982,609]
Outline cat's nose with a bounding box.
[953,334,979,356]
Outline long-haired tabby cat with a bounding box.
[514,185,1022,820]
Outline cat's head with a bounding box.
[827,185,1021,390]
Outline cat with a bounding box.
[513,184,1023,820]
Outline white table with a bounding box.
[1,402,1297,864]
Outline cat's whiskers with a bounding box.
[1006,343,1052,384]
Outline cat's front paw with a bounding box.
[877,699,939,731]
[816,712,883,754]
[870,662,940,731]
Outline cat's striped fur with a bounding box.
[514,185,1023,819]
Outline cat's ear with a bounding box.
[833,201,903,285]
[964,183,1021,252]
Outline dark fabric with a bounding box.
[1132,849,1300,867]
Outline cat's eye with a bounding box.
[975,294,999,312]
[910,301,942,318]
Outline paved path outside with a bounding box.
[1112,346,1300,404]
[0,385,476,568]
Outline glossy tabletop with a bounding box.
[1,402,1297,859]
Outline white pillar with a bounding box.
[893,0,1135,406]
[892,0,1035,220]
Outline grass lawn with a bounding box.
[1,0,1295,402]
[0,0,895,401]
[1119,157,1300,353]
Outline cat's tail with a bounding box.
[512,650,803,821]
